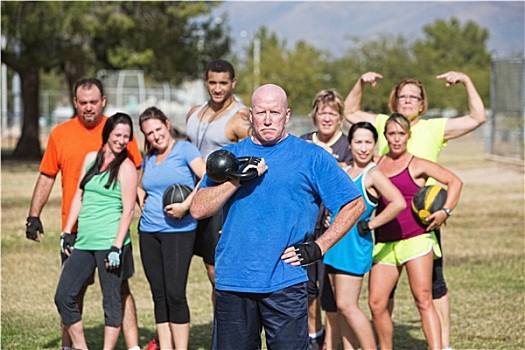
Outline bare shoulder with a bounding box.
[185,105,201,122]
[227,105,252,141]
[84,151,97,164]
[235,105,251,121]
[368,165,389,182]
[121,157,137,171]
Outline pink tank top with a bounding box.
[375,157,426,242]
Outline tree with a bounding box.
[236,27,332,116]
[1,1,228,158]
[335,34,416,114]
[412,18,491,113]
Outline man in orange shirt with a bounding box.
[26,78,143,350]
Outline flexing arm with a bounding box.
[437,71,487,140]
[344,71,383,125]
[367,169,406,230]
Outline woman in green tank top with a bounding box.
[54,113,138,350]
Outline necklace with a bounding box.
[194,98,234,151]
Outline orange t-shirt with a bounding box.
[40,116,143,231]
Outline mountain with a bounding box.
[211,1,524,59]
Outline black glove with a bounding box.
[105,246,122,269]
[293,241,322,266]
[357,220,371,237]
[25,216,44,240]
[60,232,77,254]
[225,156,262,182]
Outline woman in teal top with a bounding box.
[323,122,405,350]
[55,113,138,350]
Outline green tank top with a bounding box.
[75,169,130,250]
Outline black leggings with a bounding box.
[139,230,195,324]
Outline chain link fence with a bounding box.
[488,58,525,164]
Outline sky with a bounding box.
[210,1,525,59]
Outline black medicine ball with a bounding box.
[162,184,192,207]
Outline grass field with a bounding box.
[1,138,524,349]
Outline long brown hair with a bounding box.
[139,106,177,157]
[80,113,133,190]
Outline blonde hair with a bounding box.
[308,89,344,124]
[384,113,411,135]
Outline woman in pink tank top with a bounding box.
[369,113,463,350]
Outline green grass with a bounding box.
[2,139,524,349]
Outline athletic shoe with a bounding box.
[145,338,160,350]
[308,328,326,350]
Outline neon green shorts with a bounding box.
[373,232,442,266]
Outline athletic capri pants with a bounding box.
[388,228,448,299]
[140,230,195,324]
[193,210,222,265]
[60,233,135,285]
[213,282,309,350]
[55,244,132,327]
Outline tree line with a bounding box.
[2,2,492,158]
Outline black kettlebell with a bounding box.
[206,150,239,183]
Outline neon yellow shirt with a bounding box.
[376,113,447,161]
[376,114,448,185]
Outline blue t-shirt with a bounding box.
[199,135,362,293]
[139,140,202,233]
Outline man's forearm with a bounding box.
[28,173,56,216]
[190,180,240,220]
[316,197,365,254]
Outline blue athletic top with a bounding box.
[323,163,377,275]
[139,140,201,233]
[199,135,362,293]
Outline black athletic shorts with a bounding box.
[193,210,223,265]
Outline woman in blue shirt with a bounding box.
[138,107,205,350]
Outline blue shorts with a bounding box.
[213,282,309,350]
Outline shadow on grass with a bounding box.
[41,324,213,350]
[393,319,429,350]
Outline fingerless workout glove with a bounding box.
[25,216,44,240]
[293,241,322,266]
[106,246,122,268]
[357,220,371,237]
[60,232,77,254]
